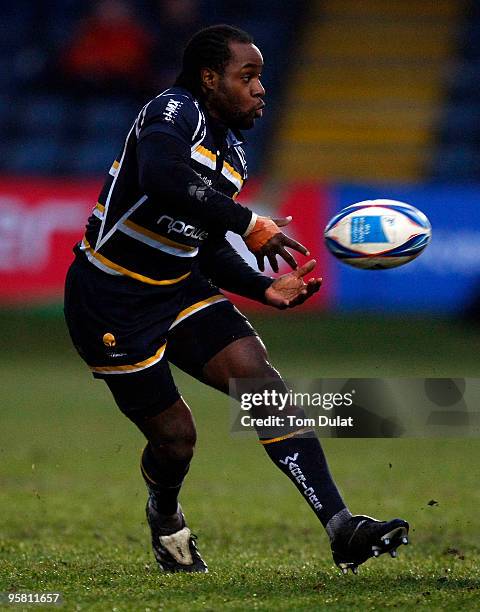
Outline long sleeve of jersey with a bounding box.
[137,101,254,236]
[198,236,274,303]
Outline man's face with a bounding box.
[204,41,265,130]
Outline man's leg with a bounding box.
[104,366,208,572]
[202,336,409,573]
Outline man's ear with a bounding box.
[201,67,218,91]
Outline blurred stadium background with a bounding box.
[1,1,479,608]
[1,0,480,311]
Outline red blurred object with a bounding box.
[61,0,153,94]
[0,177,100,303]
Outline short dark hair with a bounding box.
[174,24,253,95]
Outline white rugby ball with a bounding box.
[324,199,431,269]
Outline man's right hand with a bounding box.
[243,215,310,272]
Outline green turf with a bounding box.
[0,311,479,610]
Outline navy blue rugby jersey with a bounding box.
[78,87,252,287]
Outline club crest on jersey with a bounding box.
[163,99,183,123]
[102,332,116,347]
[157,214,208,240]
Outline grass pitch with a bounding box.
[0,310,479,610]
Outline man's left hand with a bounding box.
[264,259,322,309]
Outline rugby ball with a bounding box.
[324,199,431,269]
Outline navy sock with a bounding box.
[261,430,351,531]
[141,443,190,516]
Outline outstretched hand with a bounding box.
[264,259,322,309]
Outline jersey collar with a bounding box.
[227,129,244,147]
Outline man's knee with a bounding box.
[203,335,282,389]
[140,398,197,464]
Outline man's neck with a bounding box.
[203,104,229,147]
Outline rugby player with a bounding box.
[64,25,409,575]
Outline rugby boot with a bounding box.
[146,495,208,573]
[331,514,409,574]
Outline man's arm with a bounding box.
[199,237,322,308]
[198,236,274,303]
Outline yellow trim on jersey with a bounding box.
[109,160,120,177]
[92,202,105,220]
[223,160,242,183]
[222,160,243,191]
[81,238,191,285]
[191,144,217,170]
[196,145,216,162]
[89,343,167,375]
[123,219,196,252]
[169,294,228,330]
[259,428,313,445]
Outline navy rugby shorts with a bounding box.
[64,254,257,423]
